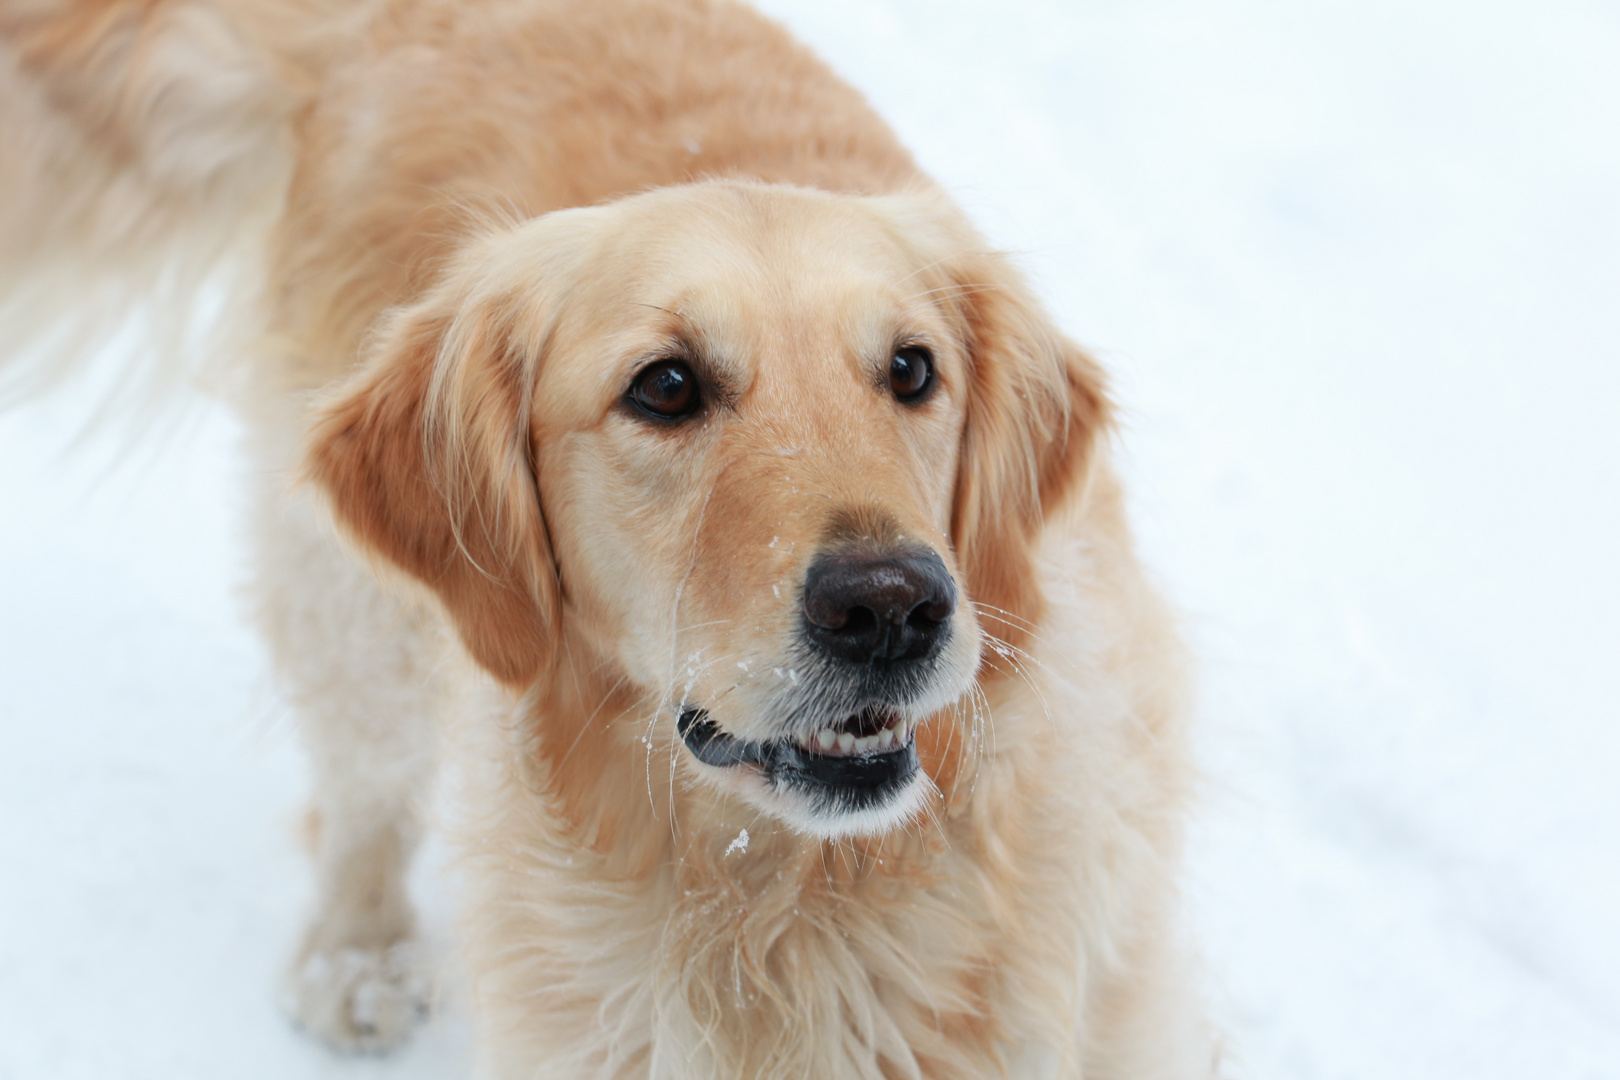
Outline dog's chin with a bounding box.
[678,707,931,838]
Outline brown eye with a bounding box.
[889,346,934,402]
[630,360,701,419]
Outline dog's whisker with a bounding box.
[665,479,722,692]
[915,773,951,854]
[665,720,682,844]
[982,633,1062,747]
[985,635,1053,679]
[972,681,997,793]
[555,670,632,771]
[969,601,1055,651]
[672,616,735,635]
[640,701,667,821]
[967,598,1042,633]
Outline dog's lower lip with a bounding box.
[678,705,921,808]
[677,708,774,767]
[676,707,916,772]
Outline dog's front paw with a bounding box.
[284,941,430,1054]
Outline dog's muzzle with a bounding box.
[674,543,958,817]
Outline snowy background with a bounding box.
[2,0,1617,1076]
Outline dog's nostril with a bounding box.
[838,606,878,636]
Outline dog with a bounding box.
[0,0,1215,1075]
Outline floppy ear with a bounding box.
[305,264,558,689]
[949,251,1111,640]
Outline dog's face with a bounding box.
[531,189,985,834]
[310,182,1105,837]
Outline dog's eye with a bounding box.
[889,346,934,402]
[630,360,701,419]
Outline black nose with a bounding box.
[801,548,957,664]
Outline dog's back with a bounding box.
[0,0,915,401]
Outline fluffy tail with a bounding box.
[0,0,301,419]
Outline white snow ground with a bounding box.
[2,1,1617,1077]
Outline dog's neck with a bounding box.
[460,629,1072,1074]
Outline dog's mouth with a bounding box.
[677,704,919,801]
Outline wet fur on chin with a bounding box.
[2,0,1217,1075]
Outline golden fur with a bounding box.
[1,0,1215,1075]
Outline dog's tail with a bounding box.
[0,0,338,421]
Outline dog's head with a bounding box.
[308,181,1107,837]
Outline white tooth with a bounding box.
[816,730,836,751]
[878,728,895,749]
[855,735,874,753]
[837,732,856,754]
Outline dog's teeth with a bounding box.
[855,735,874,753]
[816,729,836,751]
[837,732,855,753]
[878,728,895,749]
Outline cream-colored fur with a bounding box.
[1,0,1216,1075]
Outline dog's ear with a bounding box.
[305,257,558,689]
[948,250,1111,639]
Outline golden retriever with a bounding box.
[0,0,1215,1075]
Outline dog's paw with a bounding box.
[284,941,430,1054]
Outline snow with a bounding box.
[2,1,1617,1076]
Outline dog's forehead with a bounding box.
[635,191,926,304]
[541,185,959,411]
[622,182,914,264]
[613,186,933,337]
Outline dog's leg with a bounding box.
[249,478,448,1053]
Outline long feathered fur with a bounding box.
[0,0,355,418]
[3,2,1217,1075]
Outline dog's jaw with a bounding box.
[677,707,932,838]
